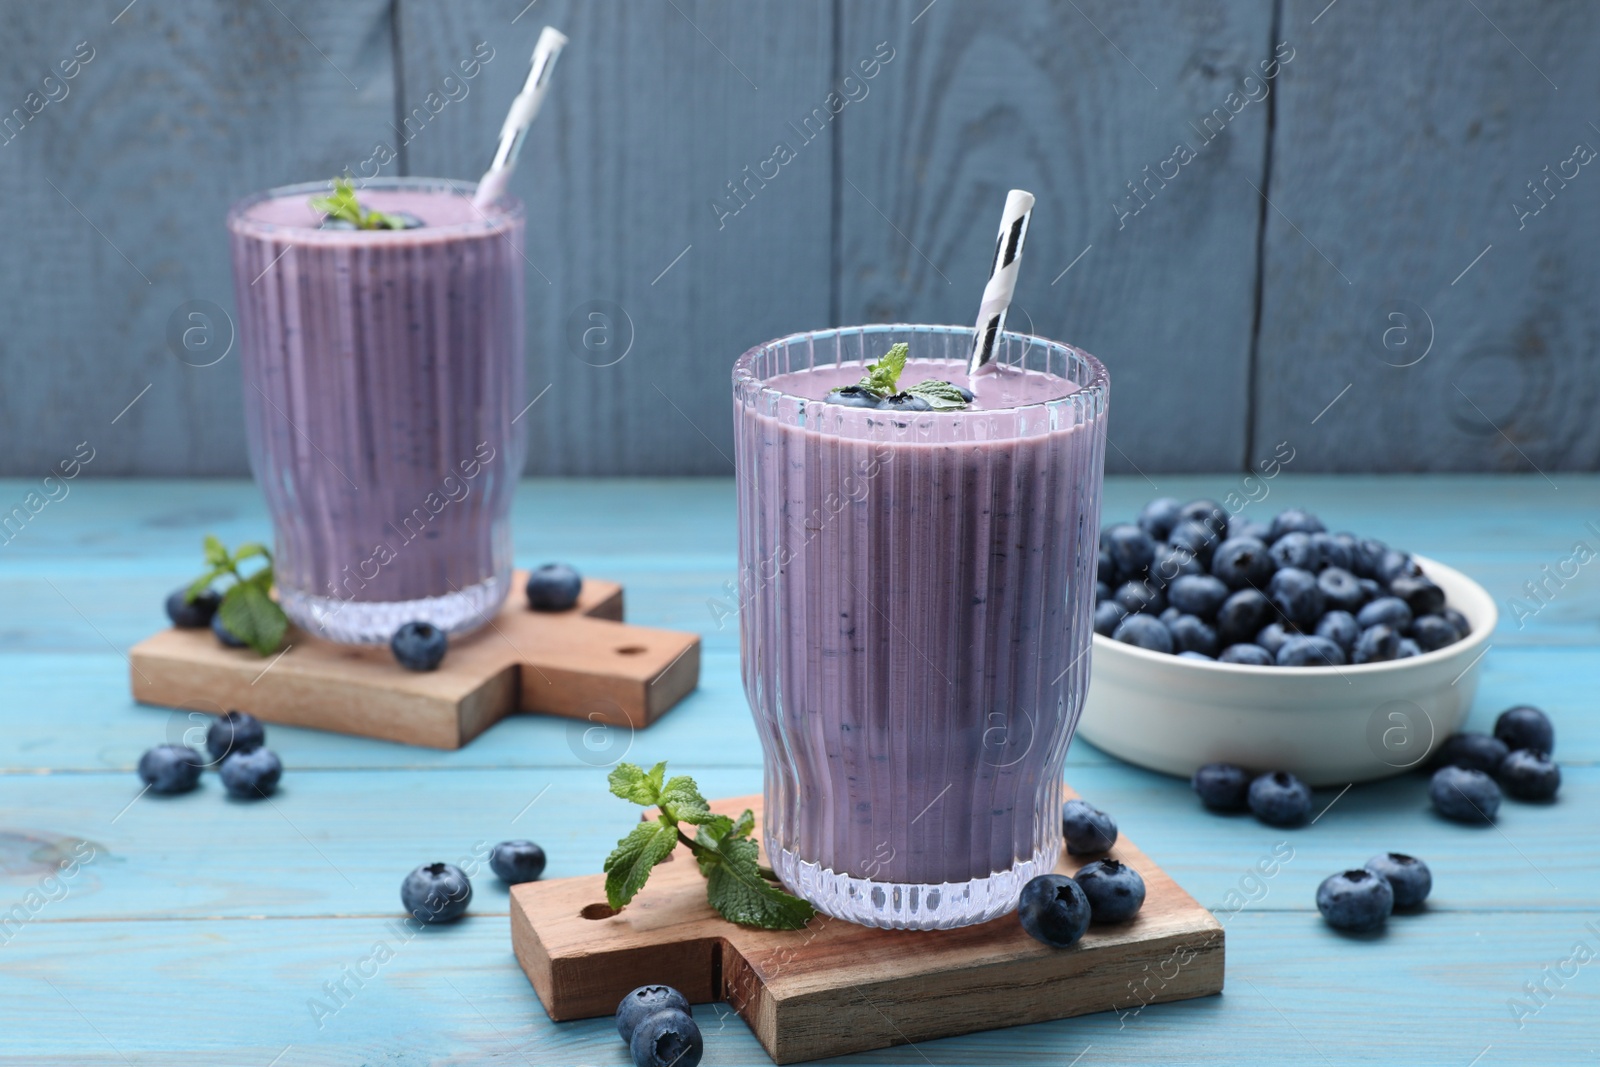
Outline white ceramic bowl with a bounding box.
[1075,556,1497,786]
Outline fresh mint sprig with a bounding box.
[310,178,408,230]
[186,535,288,656]
[602,761,815,931]
[828,341,971,410]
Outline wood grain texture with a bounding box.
[834,0,1275,472]
[395,0,834,476]
[1253,0,1600,471]
[512,793,1223,1062]
[0,0,397,476]
[128,573,699,748]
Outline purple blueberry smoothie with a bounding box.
[228,178,525,643]
[733,325,1108,929]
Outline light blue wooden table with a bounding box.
[2,475,1595,1066]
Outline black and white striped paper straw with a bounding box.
[967,189,1035,376]
[471,26,568,210]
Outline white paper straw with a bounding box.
[967,189,1035,376]
[471,26,568,210]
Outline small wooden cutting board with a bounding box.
[128,571,699,749]
[510,791,1224,1063]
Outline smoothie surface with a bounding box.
[765,357,1082,411]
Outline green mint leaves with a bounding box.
[188,535,288,656]
[828,341,971,409]
[602,761,815,931]
[310,178,408,230]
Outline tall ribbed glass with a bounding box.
[227,178,525,644]
[733,325,1109,929]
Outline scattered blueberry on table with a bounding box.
[1429,765,1501,823]
[1494,704,1555,754]
[629,1006,704,1067]
[1316,869,1395,932]
[400,862,473,923]
[1432,732,1508,775]
[616,985,693,1043]
[1191,762,1252,811]
[489,840,548,885]
[206,709,265,763]
[1074,858,1146,924]
[219,747,282,799]
[526,562,583,611]
[1061,799,1118,855]
[1098,500,1469,665]
[211,612,248,649]
[1247,771,1312,827]
[137,744,204,795]
[1017,873,1092,948]
[1364,853,1432,909]
[1498,749,1560,801]
[391,620,448,671]
[165,587,221,628]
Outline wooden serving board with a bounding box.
[511,791,1224,1064]
[128,571,699,749]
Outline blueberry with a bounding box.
[1357,577,1384,602]
[1389,574,1446,617]
[1396,637,1421,658]
[1364,852,1432,909]
[1103,524,1157,579]
[1137,497,1184,541]
[385,210,426,230]
[1177,499,1229,538]
[1429,766,1500,822]
[319,217,359,230]
[1433,732,1508,775]
[1098,545,1119,588]
[1219,643,1274,666]
[1061,798,1118,854]
[166,587,221,628]
[206,709,265,763]
[1409,614,1460,652]
[526,563,583,611]
[391,620,448,672]
[1169,615,1220,657]
[1276,635,1346,667]
[1232,517,1272,542]
[630,1009,703,1067]
[1178,650,1214,661]
[1357,596,1412,631]
[1167,574,1230,619]
[1443,607,1472,637]
[1351,538,1389,579]
[1316,567,1367,613]
[1074,858,1146,923]
[1093,600,1128,637]
[1166,520,1221,565]
[1268,532,1320,571]
[1111,614,1173,654]
[1017,873,1091,948]
[1377,549,1422,585]
[1498,749,1560,801]
[1268,567,1325,628]
[1352,624,1401,664]
[212,612,247,648]
[219,747,282,799]
[1493,705,1554,755]
[1114,580,1165,615]
[1095,580,1111,603]
[401,862,473,923]
[827,385,879,408]
[490,840,547,884]
[1316,869,1394,932]
[616,985,693,1043]
[1314,610,1359,652]
[1248,771,1312,826]
[877,391,932,412]
[137,744,203,794]
[1308,532,1353,572]
[1148,542,1204,588]
[1210,537,1275,590]
[1216,588,1274,645]
[1255,622,1292,657]
[1159,606,1182,625]
[1191,762,1252,810]
[1267,508,1325,541]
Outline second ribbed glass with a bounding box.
[733,325,1109,929]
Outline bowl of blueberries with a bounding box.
[1076,497,1496,786]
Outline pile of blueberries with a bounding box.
[614,985,704,1067]
[137,710,283,799]
[1427,704,1560,820]
[1016,798,1147,948]
[1095,499,1469,666]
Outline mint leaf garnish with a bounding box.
[601,761,815,930]
[827,342,970,409]
[186,537,289,656]
[310,178,408,230]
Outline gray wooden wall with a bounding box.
[1,0,1595,476]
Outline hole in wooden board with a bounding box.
[581,903,617,920]
[615,645,647,655]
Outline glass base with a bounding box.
[771,843,1057,930]
[278,574,510,645]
